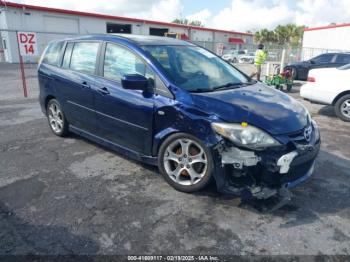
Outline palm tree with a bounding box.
[254,29,276,44]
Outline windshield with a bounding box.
[141,45,250,92]
[339,63,350,70]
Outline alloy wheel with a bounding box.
[163,138,208,186]
[48,102,64,134]
[341,99,350,119]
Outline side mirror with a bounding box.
[121,74,149,90]
[309,60,315,64]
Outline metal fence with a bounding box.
[301,47,350,60]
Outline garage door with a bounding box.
[44,16,79,34]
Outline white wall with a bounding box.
[190,29,213,41]
[303,27,350,50]
[1,6,253,62]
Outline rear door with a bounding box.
[93,42,155,155]
[55,41,101,133]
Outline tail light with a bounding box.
[307,77,316,82]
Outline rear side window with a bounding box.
[62,42,74,68]
[103,43,153,82]
[335,54,350,64]
[42,41,64,66]
[70,42,100,74]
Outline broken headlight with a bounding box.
[212,122,281,149]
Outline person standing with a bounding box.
[250,43,267,81]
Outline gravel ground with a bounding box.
[0,63,350,256]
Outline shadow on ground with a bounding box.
[318,105,337,118]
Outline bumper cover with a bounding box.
[213,124,320,200]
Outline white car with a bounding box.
[222,50,245,63]
[238,52,255,64]
[300,64,350,121]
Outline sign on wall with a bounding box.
[17,32,38,56]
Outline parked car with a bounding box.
[38,35,320,208]
[238,52,255,63]
[300,64,350,121]
[222,50,245,63]
[284,52,350,81]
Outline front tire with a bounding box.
[158,133,214,193]
[47,99,69,136]
[335,94,350,122]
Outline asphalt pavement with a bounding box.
[0,63,350,256]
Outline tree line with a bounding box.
[170,19,304,47]
[172,18,203,27]
[254,24,305,46]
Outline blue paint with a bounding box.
[38,34,320,196]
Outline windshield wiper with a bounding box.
[190,80,257,93]
[211,82,247,91]
[190,88,214,93]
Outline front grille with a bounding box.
[288,128,308,144]
[287,123,315,145]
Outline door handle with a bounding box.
[98,87,110,95]
[81,82,91,89]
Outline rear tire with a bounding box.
[46,99,69,136]
[335,94,350,122]
[158,133,214,193]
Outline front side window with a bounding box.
[142,45,249,92]
[70,42,99,74]
[42,41,64,66]
[312,54,334,63]
[103,43,154,82]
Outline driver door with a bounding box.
[93,43,155,155]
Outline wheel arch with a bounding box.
[152,128,180,156]
[332,90,350,105]
[44,95,56,114]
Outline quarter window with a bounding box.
[70,42,99,74]
[103,43,154,82]
[42,41,64,66]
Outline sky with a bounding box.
[13,0,350,32]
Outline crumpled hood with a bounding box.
[191,83,309,135]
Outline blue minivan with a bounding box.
[38,34,320,205]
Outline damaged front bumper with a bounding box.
[212,122,320,202]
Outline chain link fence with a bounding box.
[301,47,350,60]
[1,28,350,99]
